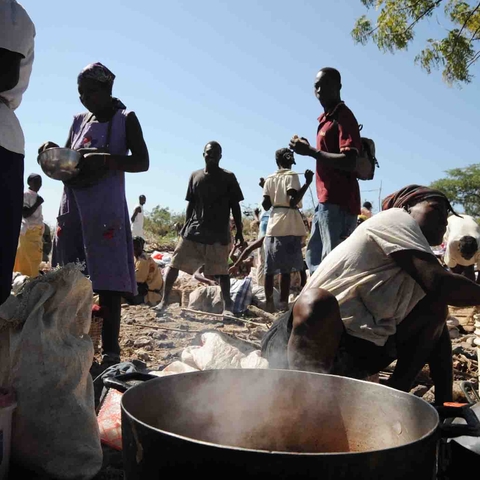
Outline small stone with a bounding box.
[136,352,151,362]
[422,387,435,403]
[134,337,152,348]
[449,327,461,339]
[447,316,460,328]
[158,341,175,349]
[410,385,430,397]
[123,339,134,347]
[152,332,168,340]
[462,325,476,334]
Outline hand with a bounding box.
[76,147,101,157]
[289,135,312,156]
[305,169,314,185]
[259,177,265,188]
[229,265,239,276]
[235,231,245,247]
[38,141,59,154]
[36,195,44,205]
[64,151,109,188]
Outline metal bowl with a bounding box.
[37,147,81,181]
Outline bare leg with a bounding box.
[155,266,179,314]
[219,275,233,312]
[288,288,344,373]
[279,273,291,311]
[387,294,450,402]
[428,324,453,405]
[300,268,307,288]
[98,290,122,363]
[265,273,275,313]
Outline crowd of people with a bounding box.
[4,0,480,404]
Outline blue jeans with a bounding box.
[306,202,357,274]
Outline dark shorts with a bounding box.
[261,308,396,380]
[264,235,304,276]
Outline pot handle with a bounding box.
[437,404,480,439]
[102,372,157,393]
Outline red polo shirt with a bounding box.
[315,102,361,215]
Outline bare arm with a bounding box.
[104,112,149,173]
[231,237,264,270]
[288,170,314,207]
[231,202,244,244]
[262,195,272,212]
[131,206,141,223]
[289,137,357,172]
[391,250,480,307]
[22,197,43,218]
[193,266,217,286]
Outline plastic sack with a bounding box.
[188,285,224,314]
[0,264,102,479]
[149,361,199,377]
[97,389,123,451]
[230,277,253,314]
[180,332,268,370]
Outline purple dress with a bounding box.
[52,110,136,294]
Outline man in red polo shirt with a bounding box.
[290,67,361,274]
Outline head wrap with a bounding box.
[78,62,116,86]
[77,62,127,109]
[381,184,458,215]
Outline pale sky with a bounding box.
[19,0,480,225]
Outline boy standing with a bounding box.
[262,148,313,312]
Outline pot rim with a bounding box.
[121,368,441,456]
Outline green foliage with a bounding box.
[143,205,186,238]
[352,0,480,85]
[430,164,480,216]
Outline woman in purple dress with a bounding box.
[39,63,149,365]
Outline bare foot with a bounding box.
[153,301,167,317]
[278,301,289,312]
[223,302,235,318]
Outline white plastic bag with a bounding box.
[181,332,268,370]
[0,264,102,479]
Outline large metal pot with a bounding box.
[120,369,479,480]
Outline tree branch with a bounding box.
[467,50,480,67]
[450,1,480,55]
[364,1,444,39]
[405,0,444,34]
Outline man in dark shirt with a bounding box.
[290,67,362,274]
[155,141,244,315]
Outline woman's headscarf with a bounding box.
[381,184,458,215]
[77,62,126,109]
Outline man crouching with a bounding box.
[262,185,480,405]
